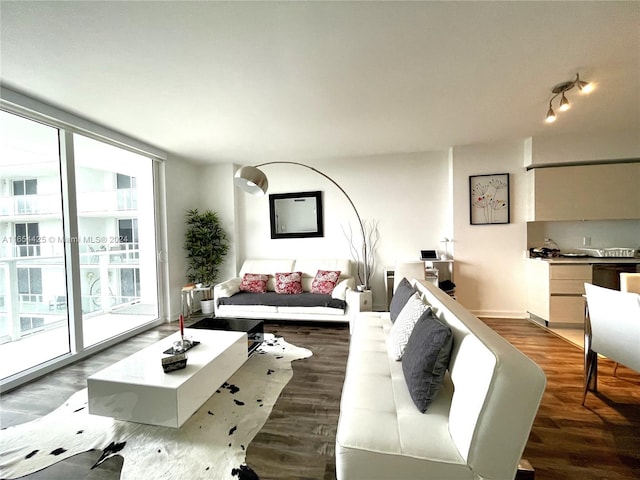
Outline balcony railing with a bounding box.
[0,244,141,341]
[0,194,62,216]
[0,188,137,217]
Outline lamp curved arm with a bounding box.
[256,162,365,239]
[235,161,370,288]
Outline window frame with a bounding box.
[0,89,169,391]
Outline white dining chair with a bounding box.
[582,283,640,405]
[613,272,640,375]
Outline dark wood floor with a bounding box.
[1,316,639,480]
[244,322,350,480]
[484,317,640,480]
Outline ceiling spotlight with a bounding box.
[544,73,593,123]
[578,80,594,94]
[545,104,556,123]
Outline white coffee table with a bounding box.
[87,328,248,428]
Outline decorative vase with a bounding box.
[200,299,215,315]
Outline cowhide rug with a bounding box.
[0,334,311,480]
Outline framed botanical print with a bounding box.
[469,173,510,225]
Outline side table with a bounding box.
[348,290,373,334]
[181,286,212,318]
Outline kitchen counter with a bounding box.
[530,257,640,265]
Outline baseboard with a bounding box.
[472,310,529,319]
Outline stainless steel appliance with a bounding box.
[592,263,640,290]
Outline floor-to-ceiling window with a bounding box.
[0,111,70,379]
[73,133,158,347]
[0,107,162,385]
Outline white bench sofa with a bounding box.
[213,258,356,322]
[336,279,546,480]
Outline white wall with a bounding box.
[451,130,639,318]
[451,140,529,318]
[166,128,638,319]
[164,155,200,320]
[198,163,238,282]
[231,152,449,310]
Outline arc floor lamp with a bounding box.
[234,162,370,289]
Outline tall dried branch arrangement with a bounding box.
[342,219,379,289]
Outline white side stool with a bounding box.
[348,290,373,334]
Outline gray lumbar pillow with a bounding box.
[389,277,417,323]
[402,308,453,413]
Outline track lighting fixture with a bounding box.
[545,73,593,123]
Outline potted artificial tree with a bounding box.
[184,209,229,315]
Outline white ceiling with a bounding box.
[1,1,638,165]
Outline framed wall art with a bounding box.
[469,173,510,225]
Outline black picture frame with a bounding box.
[469,173,510,225]
[269,191,324,239]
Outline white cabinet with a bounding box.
[527,162,640,221]
[527,261,592,326]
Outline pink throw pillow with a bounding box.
[310,270,341,294]
[274,272,303,294]
[240,273,269,293]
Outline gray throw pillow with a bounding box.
[402,309,453,413]
[390,277,416,323]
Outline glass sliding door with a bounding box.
[0,111,69,378]
[73,134,158,347]
[0,107,162,387]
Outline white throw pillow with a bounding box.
[216,278,241,298]
[331,279,350,300]
[389,292,430,361]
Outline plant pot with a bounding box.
[200,299,215,316]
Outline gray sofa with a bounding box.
[336,279,546,480]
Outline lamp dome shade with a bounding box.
[234,166,268,195]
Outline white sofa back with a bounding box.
[413,280,546,478]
